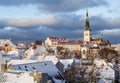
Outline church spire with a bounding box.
[84,9,91,42]
[84,9,91,31]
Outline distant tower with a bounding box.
[84,9,91,42]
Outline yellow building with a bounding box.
[3,45,16,52]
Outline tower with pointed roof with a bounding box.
[84,9,91,42]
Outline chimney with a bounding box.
[1,60,7,72]
[39,73,48,83]
[7,64,13,70]
[33,70,38,82]
[33,70,48,83]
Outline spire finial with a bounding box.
[86,8,88,15]
[84,9,91,31]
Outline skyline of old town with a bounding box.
[0,1,120,83]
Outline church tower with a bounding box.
[84,9,91,42]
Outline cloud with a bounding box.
[0,13,120,43]
[0,14,82,30]
[0,14,82,42]
[38,0,108,13]
[0,0,108,13]
[0,19,8,28]
[0,16,57,28]
[100,29,120,36]
[98,29,120,43]
[0,26,48,42]
[89,16,120,32]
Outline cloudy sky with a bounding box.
[0,0,120,43]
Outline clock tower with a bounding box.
[84,9,91,42]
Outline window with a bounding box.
[26,69,28,71]
[33,67,36,70]
[18,66,21,70]
[83,50,85,54]
[25,65,27,68]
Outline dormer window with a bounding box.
[45,63,47,66]
[26,69,28,71]
[25,65,27,68]
[18,66,21,70]
[33,67,36,70]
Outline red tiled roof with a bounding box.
[58,40,83,45]
[49,37,68,42]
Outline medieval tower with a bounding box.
[84,10,91,42]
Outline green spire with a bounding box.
[85,9,91,31]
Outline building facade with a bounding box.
[45,37,83,51]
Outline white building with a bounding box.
[45,37,83,51]
[45,37,68,47]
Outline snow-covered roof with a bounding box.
[0,49,23,60]
[24,45,47,59]
[0,53,11,67]
[98,78,112,83]
[7,50,19,56]
[24,53,59,65]
[94,59,115,79]
[3,72,34,83]
[60,59,74,69]
[98,66,114,79]
[7,49,24,57]
[94,59,107,66]
[8,60,64,79]
[0,39,15,47]
[2,54,20,60]
[7,60,38,65]
[44,56,58,64]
